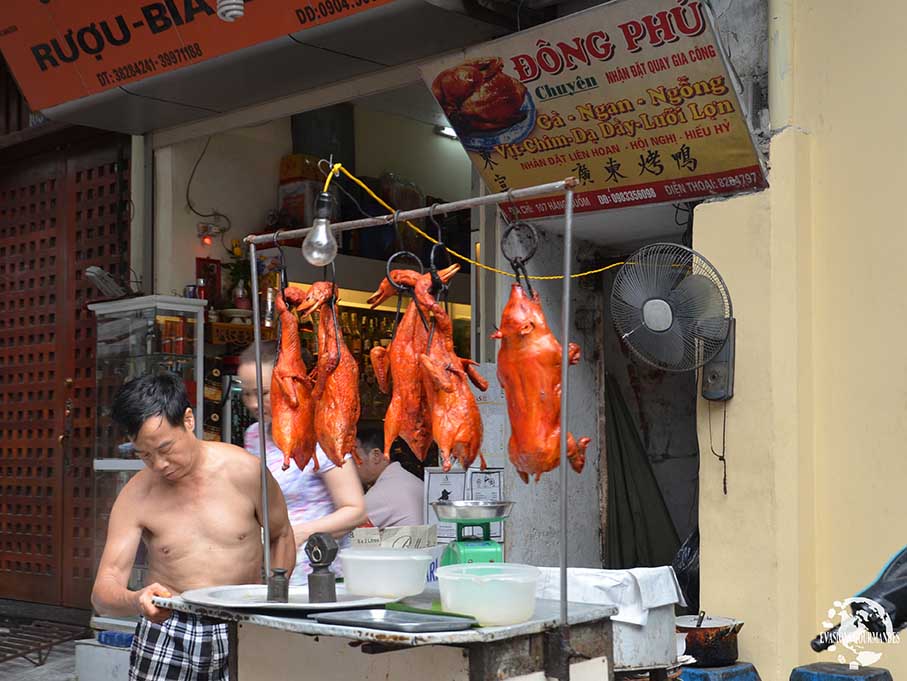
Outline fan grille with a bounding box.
[611,243,732,372]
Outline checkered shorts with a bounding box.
[129,610,229,681]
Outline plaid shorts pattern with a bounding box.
[129,610,229,681]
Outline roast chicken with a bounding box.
[289,282,361,468]
[270,291,317,472]
[492,283,590,482]
[367,265,460,461]
[431,57,528,133]
[411,266,489,471]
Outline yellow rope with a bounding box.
[324,164,625,280]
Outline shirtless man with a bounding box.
[91,374,295,681]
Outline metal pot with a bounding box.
[676,614,744,667]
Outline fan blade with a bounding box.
[669,274,725,320]
[612,263,651,309]
[611,295,643,335]
[690,317,730,343]
[626,325,686,369]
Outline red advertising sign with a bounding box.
[0,0,393,111]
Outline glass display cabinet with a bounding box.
[87,295,207,631]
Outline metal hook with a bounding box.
[273,229,289,304]
[500,220,539,297]
[428,203,443,242]
[385,250,423,293]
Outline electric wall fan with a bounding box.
[610,243,735,400]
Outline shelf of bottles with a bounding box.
[301,307,471,421]
[87,296,207,614]
[90,300,206,459]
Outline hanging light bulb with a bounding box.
[217,0,244,21]
[302,192,338,267]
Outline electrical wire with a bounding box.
[707,399,729,495]
[322,163,626,281]
[186,136,233,252]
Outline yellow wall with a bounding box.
[696,2,907,677]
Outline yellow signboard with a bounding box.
[420,0,767,218]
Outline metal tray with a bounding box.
[431,500,513,522]
[177,585,396,611]
[311,609,476,632]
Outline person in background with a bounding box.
[355,424,425,528]
[92,374,295,681]
[237,341,367,583]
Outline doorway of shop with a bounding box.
[0,130,131,611]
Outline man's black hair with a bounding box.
[356,423,385,456]
[111,373,192,439]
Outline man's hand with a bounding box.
[135,583,173,624]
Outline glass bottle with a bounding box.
[348,312,363,366]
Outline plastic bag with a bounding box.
[672,527,700,613]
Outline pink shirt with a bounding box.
[244,422,349,585]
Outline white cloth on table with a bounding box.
[535,566,685,626]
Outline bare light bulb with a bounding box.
[217,0,244,21]
[302,192,338,267]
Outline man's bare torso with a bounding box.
[132,442,263,594]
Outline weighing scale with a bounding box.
[431,500,513,566]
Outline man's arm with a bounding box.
[292,461,368,545]
[259,468,296,577]
[91,480,172,623]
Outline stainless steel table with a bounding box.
[155,589,617,681]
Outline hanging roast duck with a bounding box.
[270,290,317,471]
[492,282,590,482]
[411,265,489,471]
[289,282,361,468]
[367,264,461,462]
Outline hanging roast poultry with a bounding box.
[492,283,590,482]
[366,265,461,461]
[411,265,489,471]
[270,290,317,471]
[289,282,360,468]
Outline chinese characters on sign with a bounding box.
[420,0,766,218]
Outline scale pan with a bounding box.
[431,500,514,522]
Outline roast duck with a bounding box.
[367,265,461,462]
[492,283,590,482]
[289,282,361,467]
[412,265,489,471]
[431,57,528,133]
[270,290,317,471]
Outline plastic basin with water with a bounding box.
[437,563,540,626]
[340,548,434,599]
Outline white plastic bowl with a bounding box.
[437,563,540,626]
[339,548,434,599]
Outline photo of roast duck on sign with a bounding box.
[420,0,767,219]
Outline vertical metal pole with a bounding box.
[196,305,204,440]
[248,242,271,579]
[142,134,154,294]
[559,188,574,678]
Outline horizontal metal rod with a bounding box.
[246,177,578,245]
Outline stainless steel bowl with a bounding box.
[431,500,514,522]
